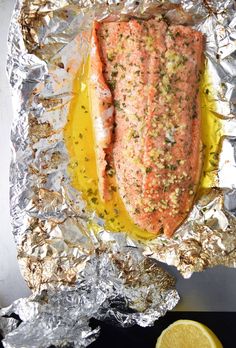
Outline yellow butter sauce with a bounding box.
[64,57,222,240]
[199,65,223,190]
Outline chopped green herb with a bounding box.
[111,186,117,192]
[111,70,118,78]
[145,167,153,173]
[114,100,122,111]
[91,197,98,204]
[165,164,177,170]
[107,80,116,91]
[87,188,93,196]
[209,160,217,167]
[107,52,115,61]
[165,137,176,145]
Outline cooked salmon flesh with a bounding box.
[89,18,203,237]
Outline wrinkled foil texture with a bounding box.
[1,0,236,347]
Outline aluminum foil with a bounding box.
[1,0,236,346]
[0,232,178,347]
[0,238,178,347]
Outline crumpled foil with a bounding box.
[0,239,178,347]
[1,0,236,346]
[1,232,178,347]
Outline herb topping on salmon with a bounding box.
[90,18,203,237]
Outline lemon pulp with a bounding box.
[156,319,223,348]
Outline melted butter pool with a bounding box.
[199,67,222,190]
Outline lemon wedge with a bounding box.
[156,320,223,348]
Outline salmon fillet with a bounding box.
[90,18,203,237]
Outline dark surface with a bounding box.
[0,312,235,348]
[89,312,234,348]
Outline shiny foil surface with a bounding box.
[1,0,236,347]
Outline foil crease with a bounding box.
[2,0,236,346]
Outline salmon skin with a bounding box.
[90,18,203,237]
